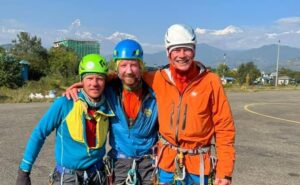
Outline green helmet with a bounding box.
[79,54,108,79]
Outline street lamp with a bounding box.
[275,40,280,87]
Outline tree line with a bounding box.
[1,32,300,88]
[0,32,82,88]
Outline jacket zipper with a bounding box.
[182,104,188,130]
[170,102,174,129]
[163,66,207,145]
[175,95,182,144]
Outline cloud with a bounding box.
[275,17,300,25]
[192,17,300,50]
[0,19,25,44]
[70,19,81,29]
[210,25,243,36]
[195,26,243,36]
[266,33,278,39]
[75,31,93,39]
[2,16,300,54]
[57,29,69,34]
[140,43,165,53]
[195,28,207,35]
[106,32,137,42]
[1,27,24,34]
[0,19,24,28]
[55,19,96,41]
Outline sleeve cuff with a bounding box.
[20,159,32,172]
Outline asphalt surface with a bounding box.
[0,90,299,185]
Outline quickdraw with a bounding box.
[104,157,114,185]
[174,151,186,184]
[125,159,137,185]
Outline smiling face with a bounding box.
[169,47,194,72]
[82,74,106,102]
[117,59,142,88]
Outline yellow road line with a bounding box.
[244,103,300,124]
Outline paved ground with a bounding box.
[1,90,300,185]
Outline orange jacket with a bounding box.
[143,62,235,179]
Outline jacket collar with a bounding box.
[160,61,207,84]
[78,91,115,117]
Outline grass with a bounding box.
[0,75,78,103]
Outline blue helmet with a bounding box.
[113,39,143,62]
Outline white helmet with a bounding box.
[164,24,197,50]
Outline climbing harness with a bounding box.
[109,151,154,185]
[50,163,106,185]
[155,135,212,185]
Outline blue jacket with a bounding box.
[19,92,114,172]
[105,79,158,158]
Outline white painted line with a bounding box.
[244,103,300,124]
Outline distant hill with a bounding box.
[144,44,300,72]
[0,43,13,51]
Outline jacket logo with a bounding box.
[144,108,152,117]
[191,91,197,97]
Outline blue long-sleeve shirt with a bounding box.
[19,92,114,171]
[105,79,158,158]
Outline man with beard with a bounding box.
[66,39,158,185]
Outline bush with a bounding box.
[0,54,23,88]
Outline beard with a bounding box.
[121,74,140,87]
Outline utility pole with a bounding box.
[223,53,226,78]
[275,40,280,87]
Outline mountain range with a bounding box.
[143,44,300,72]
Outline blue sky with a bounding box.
[1,0,300,54]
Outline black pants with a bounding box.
[113,158,154,185]
[50,169,107,185]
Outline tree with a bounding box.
[216,63,230,77]
[0,54,23,88]
[237,62,261,85]
[48,46,79,79]
[0,47,5,55]
[11,32,48,80]
[279,67,300,83]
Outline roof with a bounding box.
[53,38,98,43]
[278,76,292,80]
[19,60,30,65]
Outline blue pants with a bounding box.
[158,168,208,185]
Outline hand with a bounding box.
[63,82,83,101]
[16,169,31,185]
[214,178,231,185]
